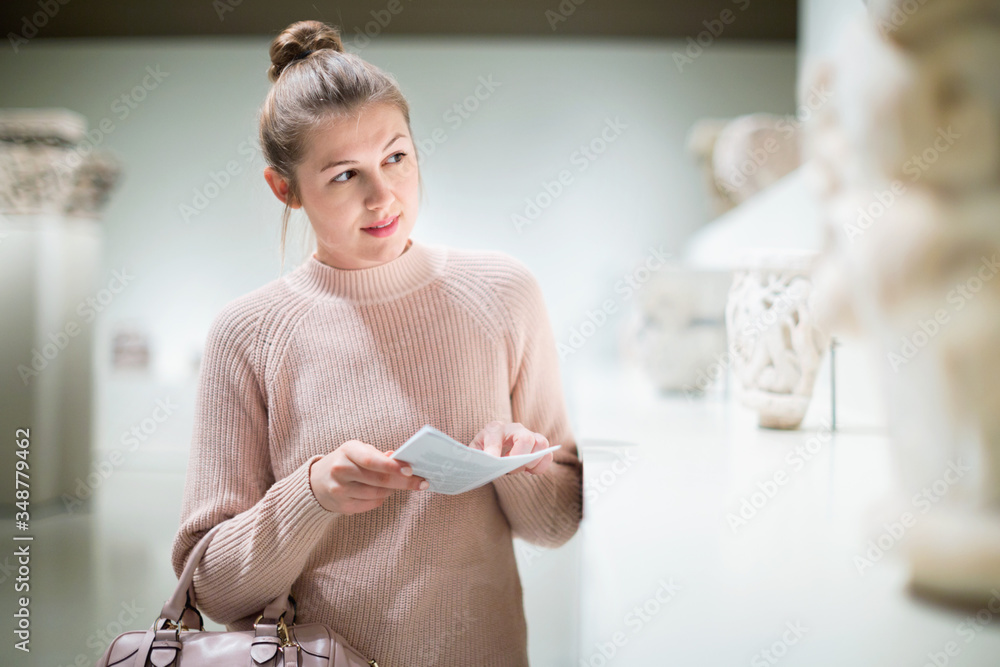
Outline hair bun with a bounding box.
[268,20,345,83]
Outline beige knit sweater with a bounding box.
[169,237,584,666]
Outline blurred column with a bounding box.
[0,108,121,515]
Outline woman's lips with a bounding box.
[362,214,399,237]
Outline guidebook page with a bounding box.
[390,424,561,495]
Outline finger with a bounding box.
[525,452,553,475]
[352,464,429,490]
[344,445,424,489]
[382,449,414,476]
[483,421,504,458]
[505,424,537,457]
[344,442,407,475]
[469,430,485,451]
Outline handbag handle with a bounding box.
[160,523,295,628]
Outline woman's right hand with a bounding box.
[308,440,429,515]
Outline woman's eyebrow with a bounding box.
[319,133,406,172]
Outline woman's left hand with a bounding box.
[469,420,554,476]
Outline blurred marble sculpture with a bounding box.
[0,108,121,510]
[0,108,121,216]
[725,250,829,429]
[686,119,733,216]
[805,0,1000,604]
[621,266,731,394]
[687,113,802,216]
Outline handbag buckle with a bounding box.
[254,612,297,648]
[253,613,378,666]
[277,615,296,648]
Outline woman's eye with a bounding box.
[331,153,405,183]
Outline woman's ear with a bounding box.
[264,167,301,209]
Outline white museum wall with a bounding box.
[0,36,798,472]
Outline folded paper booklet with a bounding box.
[390,424,561,495]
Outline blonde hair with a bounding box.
[259,20,420,272]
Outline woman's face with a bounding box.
[267,102,419,270]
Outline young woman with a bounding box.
[170,19,583,666]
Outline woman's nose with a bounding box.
[365,172,394,210]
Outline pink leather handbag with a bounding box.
[95,523,378,666]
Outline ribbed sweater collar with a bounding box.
[285,238,448,304]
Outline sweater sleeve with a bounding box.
[169,299,339,626]
[491,262,584,549]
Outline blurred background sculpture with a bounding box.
[621,265,731,395]
[674,113,811,403]
[806,0,1000,603]
[0,108,121,513]
[725,250,829,429]
[687,112,803,216]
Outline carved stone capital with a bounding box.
[0,108,121,217]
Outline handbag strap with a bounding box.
[160,523,294,625]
